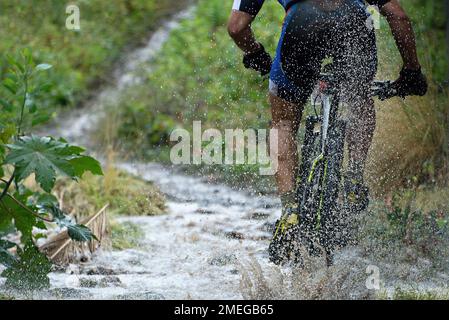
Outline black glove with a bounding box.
[243,43,272,76]
[392,67,428,98]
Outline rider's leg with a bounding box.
[346,95,376,181]
[269,93,304,206]
[268,93,305,265]
[331,3,378,192]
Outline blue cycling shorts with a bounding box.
[268,0,378,104]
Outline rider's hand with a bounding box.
[392,67,428,98]
[243,43,272,76]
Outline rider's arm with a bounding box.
[228,0,272,75]
[228,10,261,54]
[379,0,421,70]
[228,0,265,54]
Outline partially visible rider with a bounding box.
[228,0,428,265]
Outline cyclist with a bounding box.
[228,0,428,264]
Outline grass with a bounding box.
[98,0,282,154]
[110,221,145,250]
[366,0,448,194]
[44,162,163,253]
[390,287,449,300]
[50,146,166,219]
[0,0,190,120]
[54,166,166,220]
[0,293,14,300]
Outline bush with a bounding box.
[0,0,189,115]
[54,168,166,219]
[111,221,145,250]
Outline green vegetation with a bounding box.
[360,190,449,267]
[0,0,189,115]
[377,287,449,300]
[367,0,448,194]
[391,287,449,300]
[0,53,102,290]
[111,221,145,250]
[104,0,284,150]
[54,165,166,219]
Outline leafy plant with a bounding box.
[111,221,144,250]
[0,51,103,290]
[0,0,190,113]
[380,179,449,259]
[2,241,52,291]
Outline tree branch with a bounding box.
[5,193,54,223]
[0,171,15,202]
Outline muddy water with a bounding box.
[48,161,280,300]
[2,6,448,300]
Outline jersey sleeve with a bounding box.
[365,0,391,7]
[232,0,266,16]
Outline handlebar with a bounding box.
[371,80,398,101]
[319,73,398,101]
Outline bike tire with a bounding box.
[296,116,325,255]
[296,116,321,204]
[319,119,346,256]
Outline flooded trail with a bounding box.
[49,162,280,299]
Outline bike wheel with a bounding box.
[296,116,325,256]
[319,119,346,257]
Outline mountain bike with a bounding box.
[271,66,398,266]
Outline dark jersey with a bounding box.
[232,0,391,16]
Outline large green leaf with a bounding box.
[0,195,38,241]
[2,78,18,95]
[5,135,103,192]
[1,241,51,291]
[0,215,14,237]
[67,224,98,242]
[70,156,103,177]
[0,239,17,267]
[40,203,97,242]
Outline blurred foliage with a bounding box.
[112,0,282,141]
[54,169,166,219]
[399,0,447,82]
[360,182,449,267]
[368,0,449,193]
[106,0,283,187]
[0,0,188,118]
